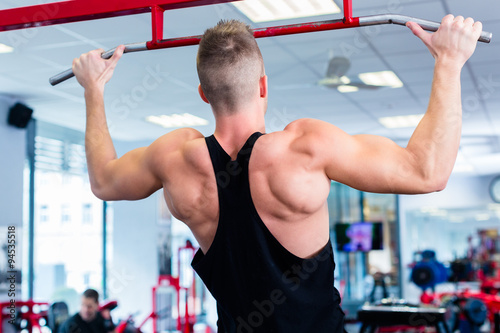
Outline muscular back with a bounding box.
[154,119,332,259]
[76,13,478,268]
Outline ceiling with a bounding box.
[0,0,499,175]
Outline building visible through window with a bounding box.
[40,204,49,223]
[24,121,107,310]
[82,203,92,224]
[61,203,71,223]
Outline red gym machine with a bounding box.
[0,300,48,333]
[115,240,201,333]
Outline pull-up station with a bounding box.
[0,0,491,85]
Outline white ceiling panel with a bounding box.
[369,30,430,56]
[357,96,422,117]
[349,0,439,11]
[445,0,500,22]
[383,51,434,72]
[50,17,150,50]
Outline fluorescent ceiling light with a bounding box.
[233,0,341,23]
[475,213,491,221]
[0,43,14,53]
[420,207,447,217]
[488,203,500,211]
[379,113,424,129]
[337,85,359,93]
[146,113,209,128]
[452,152,474,173]
[452,164,474,173]
[340,76,350,84]
[449,216,464,223]
[358,71,403,88]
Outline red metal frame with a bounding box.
[151,5,165,43]
[0,0,359,45]
[8,0,488,83]
[343,0,354,23]
[144,0,360,50]
[0,0,238,32]
[146,17,360,51]
[0,300,49,333]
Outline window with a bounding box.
[82,203,92,224]
[327,183,400,303]
[61,204,71,223]
[23,121,110,312]
[83,272,90,286]
[40,205,49,223]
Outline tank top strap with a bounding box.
[204,135,232,176]
[236,132,264,168]
[205,132,264,183]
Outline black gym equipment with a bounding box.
[7,102,33,129]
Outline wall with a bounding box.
[0,97,28,302]
[398,173,497,301]
[0,97,26,228]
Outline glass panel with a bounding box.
[33,169,103,312]
[22,121,108,315]
[328,183,400,309]
[405,204,500,301]
[364,193,400,300]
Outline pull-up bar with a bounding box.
[0,0,489,85]
[49,12,493,86]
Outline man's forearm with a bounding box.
[84,86,117,192]
[407,59,462,188]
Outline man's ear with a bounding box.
[259,75,268,99]
[198,84,210,104]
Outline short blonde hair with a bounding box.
[197,20,264,114]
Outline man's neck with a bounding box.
[213,110,265,160]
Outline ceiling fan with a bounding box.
[273,56,402,92]
[318,56,390,90]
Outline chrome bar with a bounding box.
[49,42,148,86]
[359,14,492,43]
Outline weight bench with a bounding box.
[357,305,450,333]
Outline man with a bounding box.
[59,289,114,333]
[72,15,482,332]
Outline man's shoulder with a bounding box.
[152,127,205,148]
[282,118,336,134]
[256,118,344,167]
[263,118,334,148]
[148,127,210,176]
[148,127,206,160]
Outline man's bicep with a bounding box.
[93,128,203,201]
[95,146,162,201]
[323,131,427,194]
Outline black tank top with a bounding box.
[192,132,345,333]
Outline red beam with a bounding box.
[151,5,165,42]
[0,0,238,32]
[343,0,353,23]
[147,18,360,50]
[253,18,360,38]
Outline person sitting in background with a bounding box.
[59,289,115,333]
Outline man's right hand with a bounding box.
[407,14,482,68]
[72,45,125,92]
